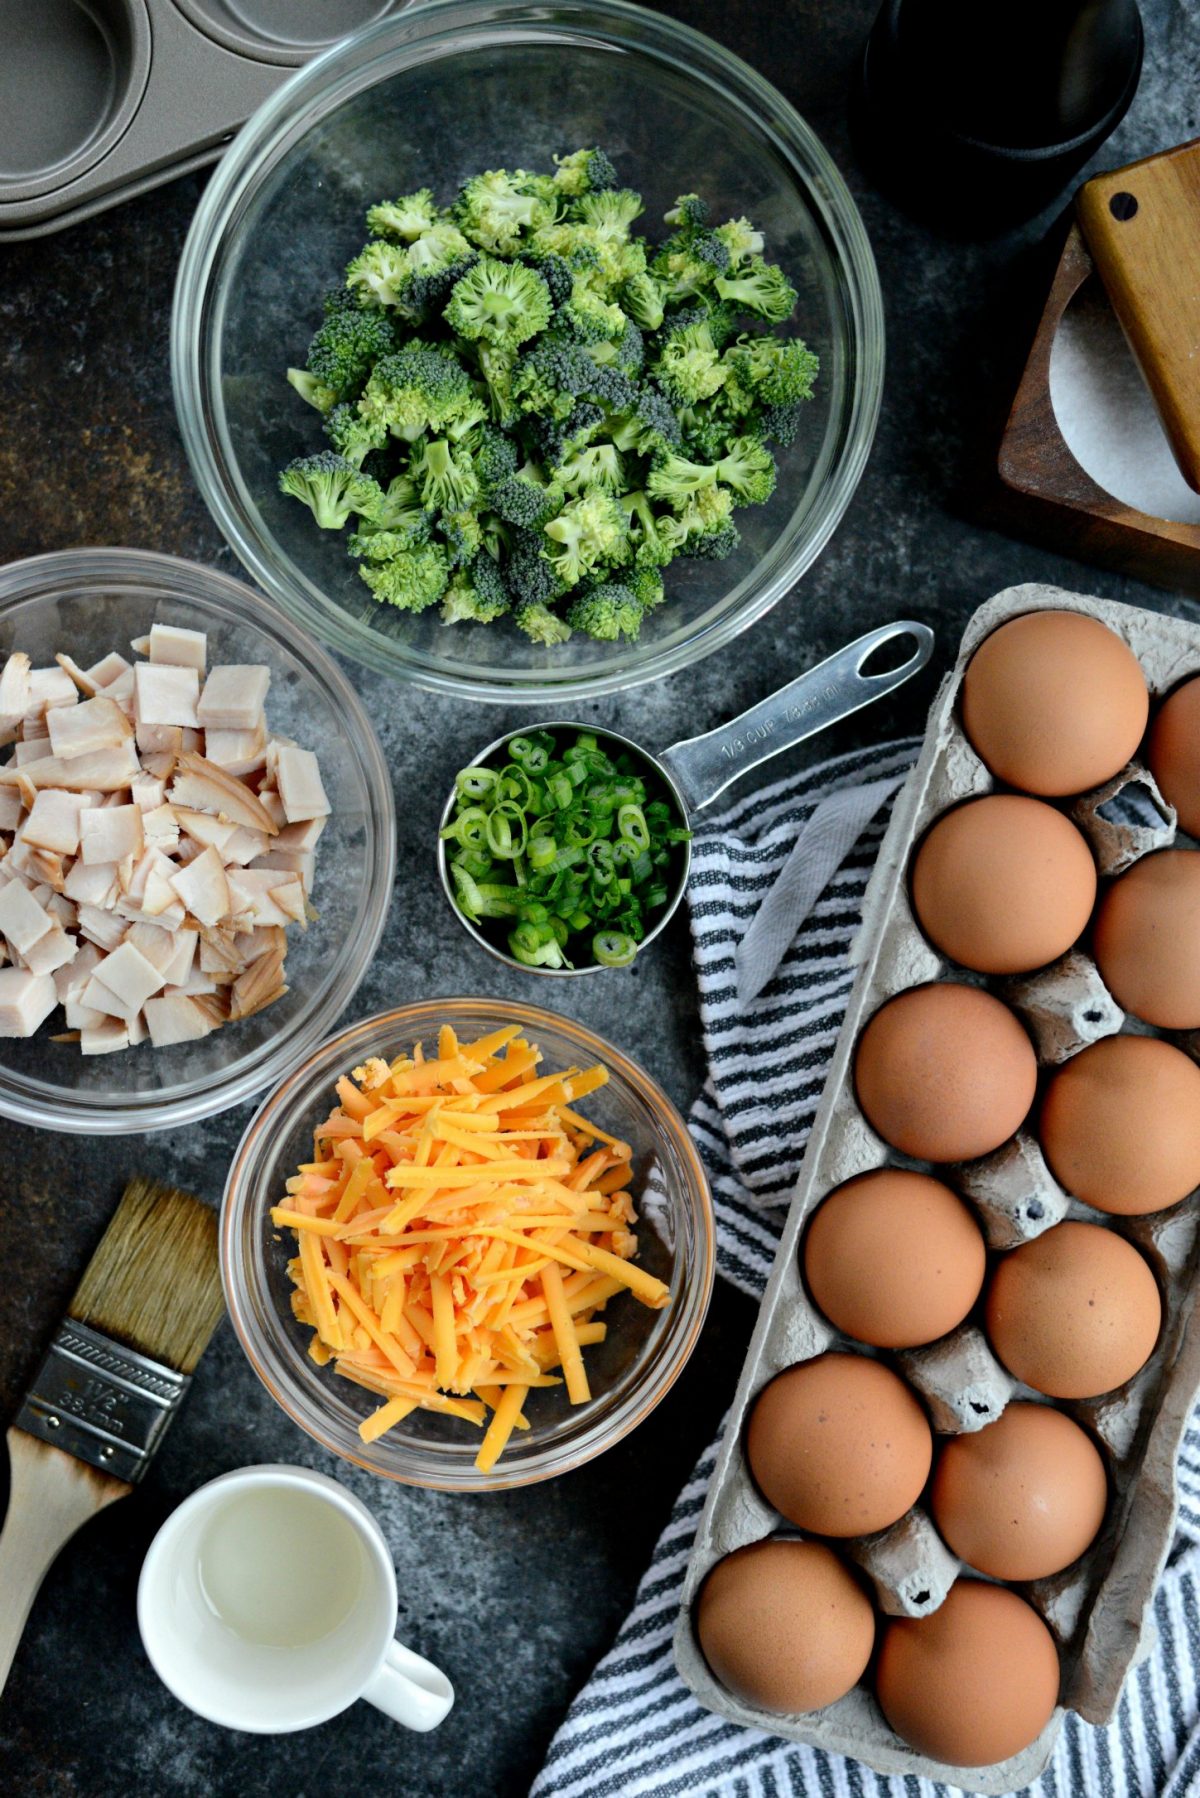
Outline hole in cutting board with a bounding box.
[1049,276,1200,527]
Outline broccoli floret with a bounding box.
[620,270,666,332]
[522,251,575,308]
[532,400,606,467]
[715,216,765,267]
[279,452,383,529]
[490,464,565,529]
[621,491,675,568]
[651,230,730,301]
[438,508,485,566]
[628,563,666,612]
[324,401,387,466]
[724,335,818,405]
[552,147,618,196]
[373,474,430,534]
[366,189,441,242]
[513,598,573,645]
[512,342,635,421]
[505,529,569,610]
[652,320,727,406]
[473,342,520,425]
[663,193,710,232]
[660,484,740,557]
[344,241,413,309]
[607,385,681,456]
[286,367,339,414]
[584,317,644,376]
[348,525,432,561]
[441,554,512,625]
[554,442,625,496]
[676,398,741,462]
[647,435,775,509]
[358,347,476,441]
[473,424,520,491]
[574,189,644,239]
[453,169,557,255]
[565,581,643,642]
[358,542,450,612]
[542,491,630,586]
[759,400,808,447]
[560,279,629,344]
[714,257,798,323]
[410,436,481,512]
[304,296,397,401]
[443,255,553,349]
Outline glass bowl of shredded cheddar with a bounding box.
[221,999,714,1488]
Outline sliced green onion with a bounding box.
[456,766,498,801]
[617,803,649,850]
[594,930,637,966]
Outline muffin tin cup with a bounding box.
[674,582,1200,1791]
[0,0,405,241]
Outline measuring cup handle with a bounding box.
[363,1639,455,1732]
[658,620,934,813]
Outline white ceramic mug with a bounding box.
[137,1463,454,1734]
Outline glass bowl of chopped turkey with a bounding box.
[0,549,394,1133]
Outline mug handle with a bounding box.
[363,1639,455,1732]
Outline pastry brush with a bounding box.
[0,1176,224,1696]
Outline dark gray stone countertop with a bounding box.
[1,2,1198,1794]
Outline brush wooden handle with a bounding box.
[0,1426,129,1696]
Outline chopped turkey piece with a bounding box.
[65,998,108,1031]
[47,695,133,762]
[143,991,216,1047]
[127,1011,148,1047]
[254,848,315,891]
[54,654,102,698]
[22,790,90,855]
[13,738,53,765]
[134,664,200,728]
[130,773,167,811]
[76,905,129,951]
[227,869,306,928]
[79,805,144,865]
[80,1018,129,1055]
[0,968,58,1036]
[22,922,79,977]
[86,652,131,689]
[149,624,207,671]
[204,725,267,777]
[0,792,22,834]
[142,805,180,854]
[63,860,119,907]
[197,665,270,731]
[0,879,51,954]
[92,939,167,1011]
[173,807,237,856]
[222,826,271,865]
[160,928,198,988]
[169,845,231,926]
[274,815,326,853]
[274,746,331,824]
[0,654,33,724]
[168,753,278,836]
[55,941,102,1005]
[0,742,139,792]
[27,668,77,717]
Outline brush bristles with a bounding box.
[69,1176,225,1374]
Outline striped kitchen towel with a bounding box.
[531,738,1200,1798]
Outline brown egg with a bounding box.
[985,1221,1160,1399]
[697,1539,875,1714]
[930,1404,1108,1581]
[876,1581,1060,1766]
[1149,675,1200,837]
[961,609,1148,797]
[803,1170,986,1348]
[746,1354,932,1538]
[1093,850,1200,1029]
[854,983,1037,1163]
[1041,1035,1200,1215]
[911,795,1097,974]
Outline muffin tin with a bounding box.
[674,581,1200,1790]
[0,0,405,242]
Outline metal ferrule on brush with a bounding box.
[15,1319,190,1485]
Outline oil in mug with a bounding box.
[197,1488,366,1648]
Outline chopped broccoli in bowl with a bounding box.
[278,148,817,643]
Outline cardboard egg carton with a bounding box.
[673,583,1200,1792]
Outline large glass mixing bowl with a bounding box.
[173,0,883,703]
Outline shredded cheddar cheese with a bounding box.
[273,1024,670,1472]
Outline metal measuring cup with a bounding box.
[437,621,934,976]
